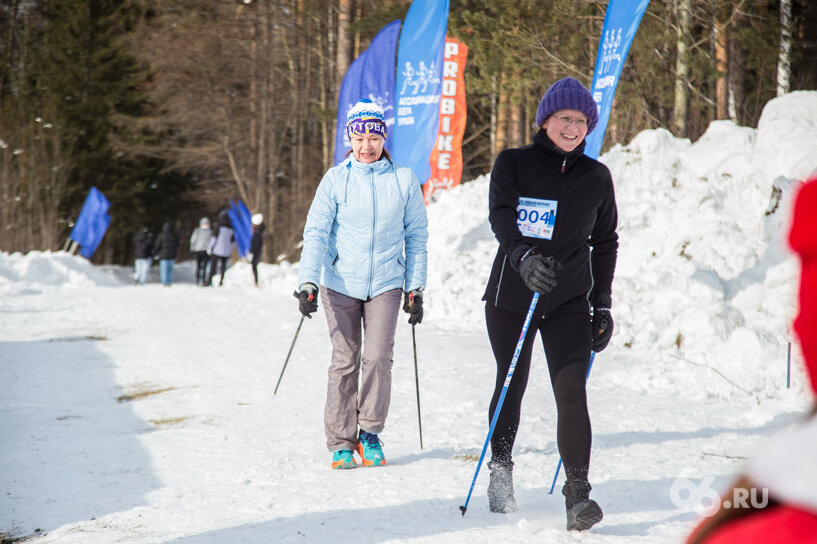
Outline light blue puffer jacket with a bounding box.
[298,155,428,300]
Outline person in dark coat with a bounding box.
[481,77,618,531]
[132,227,153,285]
[249,213,265,287]
[152,222,180,286]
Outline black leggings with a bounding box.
[486,303,592,478]
[209,256,229,285]
[194,252,209,284]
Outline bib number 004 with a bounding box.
[516,197,557,240]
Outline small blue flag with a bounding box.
[70,187,111,258]
[228,199,253,258]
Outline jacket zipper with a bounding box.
[367,166,377,298]
[542,155,567,316]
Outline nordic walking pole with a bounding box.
[548,351,596,494]
[460,293,540,517]
[274,314,305,396]
[412,324,424,449]
[274,290,312,396]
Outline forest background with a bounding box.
[1,0,815,265]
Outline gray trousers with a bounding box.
[322,287,402,452]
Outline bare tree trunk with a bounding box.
[336,0,353,91]
[728,22,743,123]
[673,0,691,135]
[495,82,510,155]
[509,101,524,149]
[776,0,792,97]
[715,12,728,120]
[325,1,335,171]
[490,75,497,158]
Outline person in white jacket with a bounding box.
[189,217,212,286]
[297,99,428,470]
[207,210,234,287]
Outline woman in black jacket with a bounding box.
[249,213,265,287]
[482,77,618,531]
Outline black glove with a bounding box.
[591,307,613,352]
[295,283,318,318]
[402,289,423,325]
[518,250,559,294]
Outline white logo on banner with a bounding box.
[599,28,622,75]
[400,61,440,96]
[397,60,442,126]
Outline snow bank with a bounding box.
[0,250,122,294]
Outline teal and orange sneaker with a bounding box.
[357,430,386,467]
[331,449,357,470]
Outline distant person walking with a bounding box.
[249,213,265,287]
[208,210,235,287]
[189,217,212,286]
[153,222,181,286]
[132,227,153,285]
[297,99,428,470]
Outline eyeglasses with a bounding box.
[554,116,588,128]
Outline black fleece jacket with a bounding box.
[153,223,180,260]
[482,130,618,318]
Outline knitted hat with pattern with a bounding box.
[346,99,387,140]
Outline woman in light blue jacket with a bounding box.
[297,99,428,470]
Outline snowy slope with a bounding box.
[1,91,816,543]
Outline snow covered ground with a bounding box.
[2,91,816,543]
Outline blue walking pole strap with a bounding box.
[460,292,540,516]
[548,351,596,494]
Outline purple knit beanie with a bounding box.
[534,77,598,134]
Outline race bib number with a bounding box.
[517,197,557,239]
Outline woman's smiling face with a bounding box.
[541,108,589,152]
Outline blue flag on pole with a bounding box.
[70,186,111,258]
[392,0,450,184]
[78,213,111,259]
[584,0,651,159]
[334,20,402,165]
[228,199,253,258]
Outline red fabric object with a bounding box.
[789,177,817,395]
[697,505,817,544]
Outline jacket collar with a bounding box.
[344,155,393,174]
[532,130,586,170]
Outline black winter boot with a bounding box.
[487,460,517,513]
[563,478,603,531]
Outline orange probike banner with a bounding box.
[424,37,468,204]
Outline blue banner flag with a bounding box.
[392,0,450,184]
[584,0,651,159]
[78,213,111,259]
[334,20,402,165]
[70,186,111,258]
[228,199,253,258]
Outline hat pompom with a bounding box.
[535,77,598,134]
[251,213,263,226]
